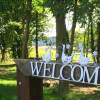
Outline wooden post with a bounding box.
[16,67,43,100]
[29,77,43,100]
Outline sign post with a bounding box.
[16,59,43,100]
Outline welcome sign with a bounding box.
[30,61,100,86]
[15,59,100,86]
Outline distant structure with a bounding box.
[32,37,56,46]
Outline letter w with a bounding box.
[30,61,43,76]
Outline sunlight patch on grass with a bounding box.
[7,66,16,71]
[0,79,16,86]
[29,46,56,60]
[0,60,15,65]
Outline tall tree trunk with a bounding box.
[70,0,77,54]
[89,15,95,61]
[86,22,90,57]
[90,16,94,53]
[35,12,39,58]
[18,1,43,100]
[56,15,69,59]
[21,0,32,58]
[83,31,86,54]
[1,47,6,61]
[97,22,100,63]
[56,14,69,100]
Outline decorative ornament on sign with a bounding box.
[56,53,59,59]
[41,43,98,65]
[93,51,97,57]
[78,43,90,65]
[42,46,51,63]
[61,44,73,64]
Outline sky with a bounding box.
[44,14,72,37]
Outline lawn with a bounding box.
[0,64,17,100]
[44,83,100,100]
[0,62,100,100]
[28,46,56,60]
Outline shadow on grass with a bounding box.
[0,65,16,80]
[0,84,17,100]
[0,72,16,80]
[0,64,16,67]
[0,95,16,100]
[44,87,61,100]
[44,87,100,100]
[0,84,16,94]
[67,91,100,100]
[0,65,17,99]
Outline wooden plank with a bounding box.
[15,59,100,86]
[16,68,30,100]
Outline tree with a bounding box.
[97,22,100,63]
[44,0,74,99]
[70,0,78,54]
[0,22,18,61]
[31,0,48,58]
[21,0,32,58]
[0,0,26,60]
[9,22,22,58]
[78,0,100,61]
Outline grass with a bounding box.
[44,87,61,100]
[0,64,17,100]
[29,46,56,60]
[44,86,100,100]
[67,90,100,100]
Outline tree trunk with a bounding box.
[35,12,39,58]
[70,0,77,54]
[89,16,95,61]
[21,0,32,58]
[21,20,29,58]
[86,23,90,57]
[97,22,100,63]
[83,32,86,54]
[1,47,6,61]
[56,15,69,59]
[90,17,94,53]
[17,0,43,100]
[56,14,69,100]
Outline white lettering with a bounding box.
[30,61,100,86]
[51,63,56,78]
[60,64,72,80]
[43,63,51,77]
[30,61,43,76]
[83,66,100,85]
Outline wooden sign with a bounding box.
[15,59,100,86]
